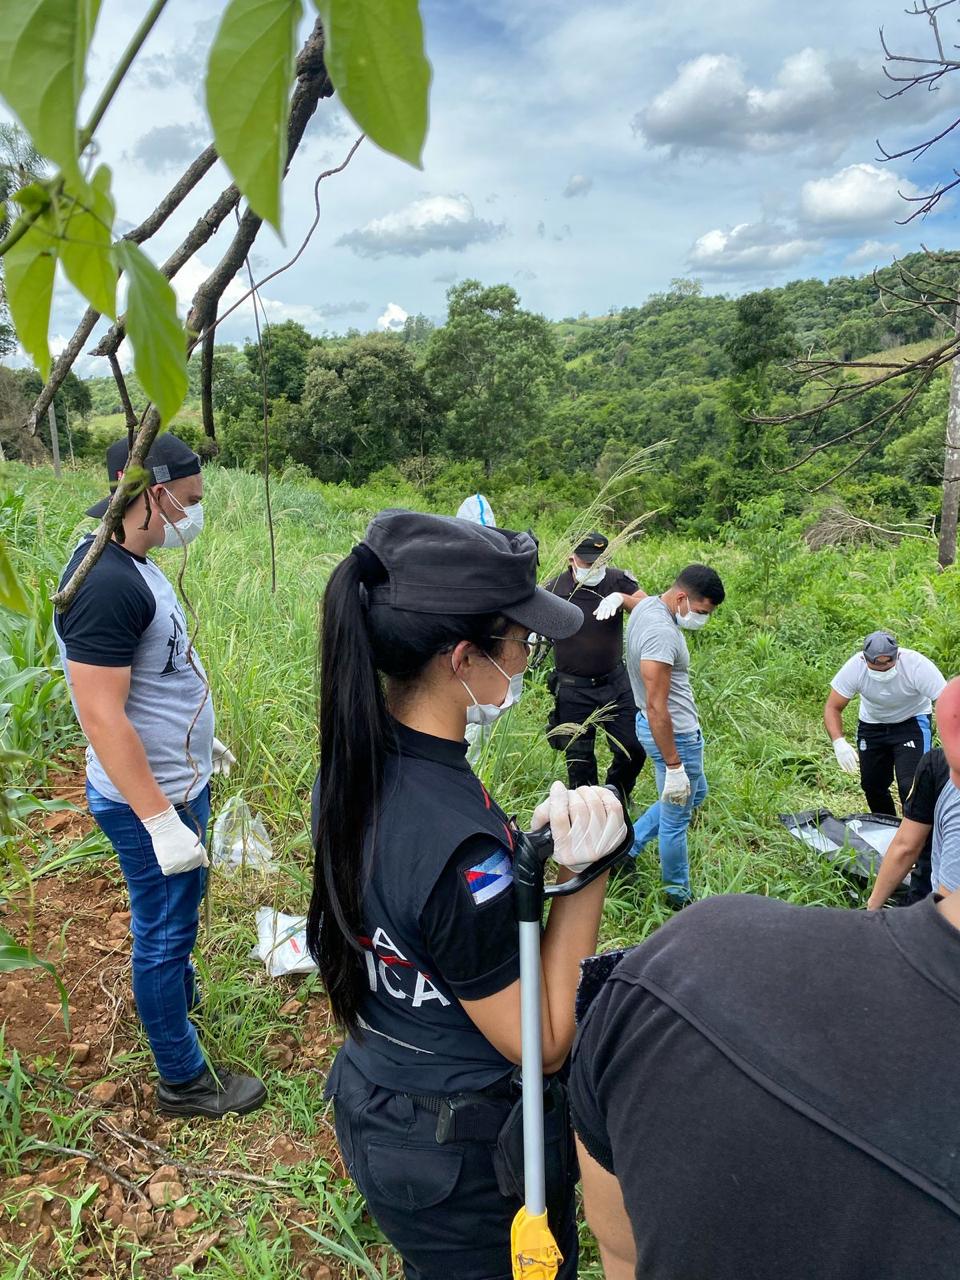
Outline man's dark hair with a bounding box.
[675,563,725,606]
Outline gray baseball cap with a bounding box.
[359,509,583,640]
[863,630,899,661]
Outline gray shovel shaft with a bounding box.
[519,918,546,1216]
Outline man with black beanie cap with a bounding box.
[53,434,265,1118]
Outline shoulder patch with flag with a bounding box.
[463,847,514,907]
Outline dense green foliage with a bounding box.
[3,252,955,541]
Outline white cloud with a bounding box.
[689,220,821,273]
[636,47,947,155]
[128,123,208,169]
[563,174,593,198]
[799,163,919,229]
[377,303,408,332]
[338,196,504,259]
[845,238,900,265]
[159,258,352,333]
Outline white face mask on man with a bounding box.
[572,562,605,587]
[159,489,204,549]
[457,653,524,726]
[866,665,898,683]
[676,597,709,630]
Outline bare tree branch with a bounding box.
[52,18,333,613]
[876,0,960,220]
[88,182,242,360]
[200,319,216,442]
[209,135,364,338]
[108,351,139,446]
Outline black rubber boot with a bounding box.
[156,1066,267,1118]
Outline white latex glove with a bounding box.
[661,763,691,806]
[593,592,624,622]
[531,781,627,874]
[833,737,859,775]
[211,736,237,777]
[142,806,209,876]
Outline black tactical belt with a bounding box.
[405,1078,516,1143]
[554,661,626,689]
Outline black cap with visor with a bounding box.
[357,509,583,641]
[573,531,608,563]
[86,433,202,519]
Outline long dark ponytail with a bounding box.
[306,553,389,1036]
[306,546,508,1036]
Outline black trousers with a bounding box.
[327,1052,578,1280]
[546,667,646,803]
[857,716,932,817]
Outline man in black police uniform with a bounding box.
[544,532,647,804]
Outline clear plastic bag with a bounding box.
[211,794,275,872]
[250,907,318,977]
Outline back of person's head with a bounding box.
[675,563,725,606]
[307,510,580,1035]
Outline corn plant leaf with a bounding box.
[0,540,30,616]
[59,164,117,319]
[114,242,187,427]
[314,0,430,167]
[0,0,102,180]
[206,0,301,234]
[3,206,58,379]
[0,927,70,1032]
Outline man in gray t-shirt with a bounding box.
[931,783,960,893]
[55,434,264,1121]
[625,564,725,906]
[930,677,960,898]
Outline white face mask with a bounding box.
[573,563,605,587]
[160,489,204,549]
[676,598,709,630]
[458,653,524,726]
[867,665,897,683]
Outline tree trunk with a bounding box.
[938,342,960,568]
[201,323,216,440]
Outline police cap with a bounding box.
[573,531,608,564]
[358,509,583,640]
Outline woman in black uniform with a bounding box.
[308,510,626,1280]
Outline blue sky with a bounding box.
[7,0,960,368]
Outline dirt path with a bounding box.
[0,761,361,1279]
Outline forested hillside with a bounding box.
[2,253,953,537]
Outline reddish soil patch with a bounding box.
[0,762,359,1279]
[36,749,96,845]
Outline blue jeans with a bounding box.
[631,714,708,900]
[86,782,210,1083]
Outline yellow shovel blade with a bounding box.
[511,1208,563,1280]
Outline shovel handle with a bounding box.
[513,786,634,922]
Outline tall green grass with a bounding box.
[2,458,958,1277]
[5,456,958,929]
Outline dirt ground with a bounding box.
[0,756,352,1279]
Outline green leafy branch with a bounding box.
[1,0,431,437]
